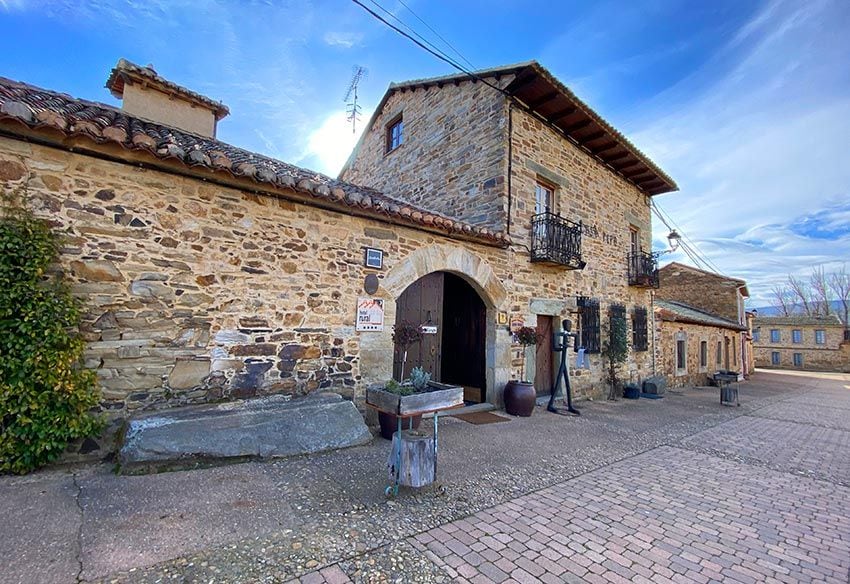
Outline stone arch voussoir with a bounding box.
[382,244,507,308]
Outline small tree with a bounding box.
[0,194,102,474]
[602,306,629,400]
[514,326,540,382]
[391,321,422,382]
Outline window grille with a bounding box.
[578,296,601,353]
[632,306,648,351]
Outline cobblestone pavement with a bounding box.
[2,370,849,583]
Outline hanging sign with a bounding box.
[356,297,385,332]
[420,325,438,335]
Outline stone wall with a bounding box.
[341,80,510,231]
[344,77,663,396]
[753,323,849,372]
[655,319,742,388]
[657,265,745,325]
[2,135,664,458]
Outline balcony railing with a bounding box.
[530,212,583,269]
[627,251,659,288]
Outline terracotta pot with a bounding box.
[504,380,536,416]
[377,411,422,440]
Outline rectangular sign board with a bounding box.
[356,297,385,332]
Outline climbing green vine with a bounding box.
[0,191,102,474]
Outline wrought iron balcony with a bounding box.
[530,212,584,269]
[627,251,659,288]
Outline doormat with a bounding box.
[451,411,511,425]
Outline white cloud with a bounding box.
[635,0,850,305]
[323,31,363,48]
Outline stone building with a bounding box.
[752,314,849,372]
[656,262,751,378]
[654,301,748,388]
[0,60,677,457]
[342,61,677,396]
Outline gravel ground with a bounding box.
[2,369,846,584]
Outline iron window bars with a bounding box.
[632,306,648,351]
[578,296,601,353]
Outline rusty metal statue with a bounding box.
[547,319,581,415]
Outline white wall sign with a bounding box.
[356,297,385,331]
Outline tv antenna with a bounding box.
[344,65,368,134]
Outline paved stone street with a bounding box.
[2,370,849,583]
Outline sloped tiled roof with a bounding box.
[658,262,749,297]
[754,314,843,327]
[0,75,510,247]
[343,61,677,196]
[655,300,747,331]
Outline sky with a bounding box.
[1,0,848,307]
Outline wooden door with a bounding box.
[535,315,554,395]
[393,272,444,381]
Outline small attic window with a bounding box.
[386,114,404,153]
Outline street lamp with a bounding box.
[667,230,681,252]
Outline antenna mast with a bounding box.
[344,65,367,134]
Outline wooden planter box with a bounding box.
[366,381,464,416]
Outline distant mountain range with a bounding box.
[751,300,846,318]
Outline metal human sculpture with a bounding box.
[547,319,581,415]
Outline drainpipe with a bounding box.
[506,101,513,237]
[650,289,657,375]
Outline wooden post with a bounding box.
[387,429,436,488]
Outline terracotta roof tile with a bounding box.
[0,75,510,247]
[655,300,747,331]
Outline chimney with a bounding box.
[105,59,229,138]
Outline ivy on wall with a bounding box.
[0,191,102,474]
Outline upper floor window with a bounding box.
[752,329,760,342]
[770,329,780,343]
[815,329,826,345]
[534,182,554,215]
[629,226,640,255]
[792,329,802,344]
[386,115,404,152]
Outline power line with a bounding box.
[365,0,468,74]
[351,0,509,98]
[651,200,723,274]
[394,0,477,71]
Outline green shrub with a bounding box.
[0,194,102,474]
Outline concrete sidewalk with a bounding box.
[1,370,847,583]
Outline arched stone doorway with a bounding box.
[367,244,510,405]
[394,271,487,401]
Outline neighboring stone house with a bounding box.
[0,59,677,457]
[654,301,748,388]
[752,314,849,372]
[342,61,677,395]
[656,262,751,378]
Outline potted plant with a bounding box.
[504,326,540,416]
[369,367,464,440]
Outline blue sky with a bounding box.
[1,0,848,306]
